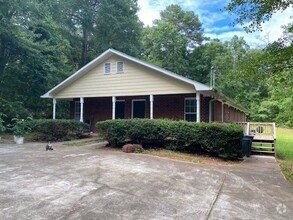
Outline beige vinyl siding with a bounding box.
[54,55,195,98]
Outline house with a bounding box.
[41,49,246,131]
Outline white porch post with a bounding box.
[150,95,154,119]
[80,97,84,122]
[221,102,224,122]
[52,98,56,119]
[112,96,116,120]
[196,93,200,123]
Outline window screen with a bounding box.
[104,63,111,74]
[117,61,124,73]
[185,98,197,122]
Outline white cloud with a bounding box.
[137,0,161,26]
[137,0,292,47]
[259,7,292,43]
[205,25,238,33]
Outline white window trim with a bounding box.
[131,99,146,119]
[184,97,197,121]
[116,61,124,73]
[104,62,111,74]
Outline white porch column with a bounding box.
[52,98,56,119]
[80,97,84,122]
[221,102,224,122]
[150,95,154,119]
[112,96,116,120]
[196,93,200,123]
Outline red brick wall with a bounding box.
[153,94,209,122]
[70,94,246,131]
[200,96,210,122]
[153,94,185,120]
[214,100,222,122]
[115,96,150,119]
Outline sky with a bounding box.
[137,0,293,48]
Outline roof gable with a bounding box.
[41,49,211,98]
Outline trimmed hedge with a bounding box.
[96,119,243,159]
[28,119,89,141]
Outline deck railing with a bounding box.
[235,122,276,140]
[235,122,276,155]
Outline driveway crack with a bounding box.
[205,172,227,220]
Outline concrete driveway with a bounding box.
[0,142,292,220]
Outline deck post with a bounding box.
[246,122,250,135]
[80,97,84,122]
[52,98,56,120]
[150,95,154,119]
[112,96,116,120]
[196,93,200,123]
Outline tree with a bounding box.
[142,22,188,75]
[0,0,144,122]
[159,4,204,47]
[226,0,292,32]
[0,0,72,120]
[94,0,142,56]
[226,1,293,126]
[62,0,142,67]
[141,4,204,77]
[229,35,249,69]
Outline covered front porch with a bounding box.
[53,93,206,131]
[51,93,246,132]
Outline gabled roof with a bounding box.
[41,48,212,98]
[40,48,247,112]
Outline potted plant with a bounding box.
[0,113,6,142]
[10,116,32,144]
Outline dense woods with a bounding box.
[0,0,292,127]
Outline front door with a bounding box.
[115,101,125,119]
[132,100,145,118]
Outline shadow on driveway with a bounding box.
[0,142,292,219]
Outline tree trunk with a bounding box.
[80,28,88,68]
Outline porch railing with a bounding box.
[235,122,276,155]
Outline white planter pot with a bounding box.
[14,136,24,144]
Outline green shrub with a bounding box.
[0,113,6,135]
[96,119,243,159]
[28,119,89,141]
[9,116,33,136]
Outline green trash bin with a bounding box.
[242,135,254,157]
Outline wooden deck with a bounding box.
[236,122,276,156]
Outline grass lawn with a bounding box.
[276,127,293,184]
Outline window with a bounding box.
[116,61,124,73]
[104,63,111,74]
[185,98,197,122]
[74,101,80,120]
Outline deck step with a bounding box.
[251,150,275,154]
[252,146,274,149]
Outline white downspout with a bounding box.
[52,98,56,120]
[80,97,84,122]
[150,95,154,119]
[196,93,201,123]
[112,96,116,120]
